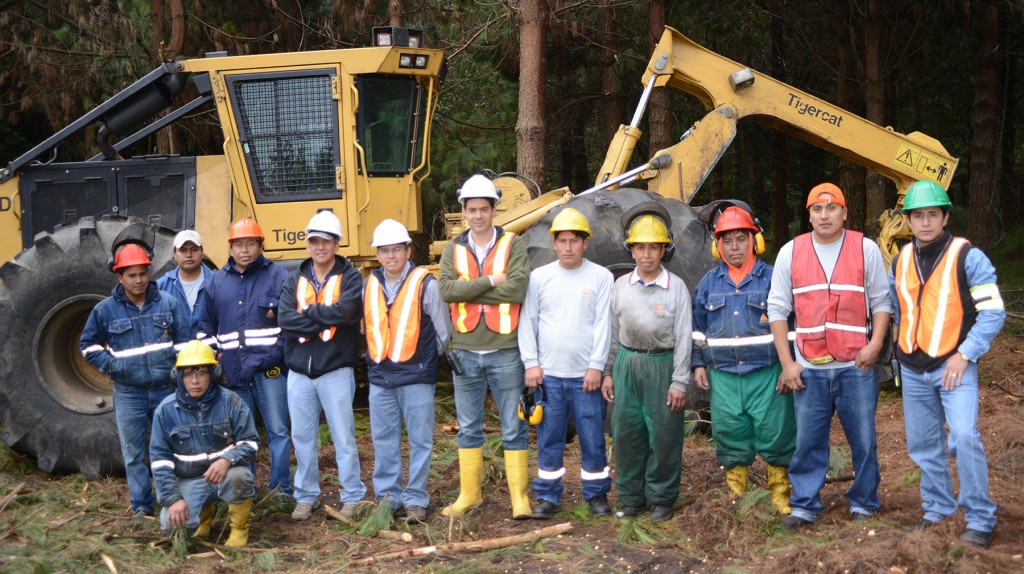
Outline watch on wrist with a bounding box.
[959,352,971,362]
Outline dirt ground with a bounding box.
[1,335,1024,573]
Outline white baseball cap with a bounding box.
[173,230,203,249]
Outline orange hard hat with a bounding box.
[112,243,152,272]
[228,218,264,243]
[714,206,758,237]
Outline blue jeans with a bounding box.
[451,348,528,451]
[158,466,254,533]
[114,384,173,513]
[789,365,880,521]
[533,375,610,505]
[236,371,292,497]
[288,367,366,505]
[369,383,435,509]
[901,362,996,532]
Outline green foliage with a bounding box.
[358,500,394,536]
[828,446,852,478]
[616,517,671,545]
[890,469,921,490]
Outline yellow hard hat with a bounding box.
[549,207,592,237]
[175,340,217,368]
[625,215,671,244]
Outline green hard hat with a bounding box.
[902,180,951,213]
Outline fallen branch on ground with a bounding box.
[0,482,26,514]
[350,521,573,566]
[825,474,855,484]
[323,504,413,542]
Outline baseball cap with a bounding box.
[806,183,846,209]
[173,230,203,249]
[306,231,337,241]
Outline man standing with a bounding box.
[438,174,532,520]
[197,218,292,499]
[80,243,189,517]
[277,211,366,520]
[519,208,613,519]
[890,181,1005,548]
[767,183,891,528]
[157,230,212,337]
[691,201,795,514]
[364,219,450,524]
[150,341,259,547]
[601,206,692,523]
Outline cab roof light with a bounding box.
[372,26,425,48]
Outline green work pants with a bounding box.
[611,349,685,507]
[709,362,795,468]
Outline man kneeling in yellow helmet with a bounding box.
[150,341,260,547]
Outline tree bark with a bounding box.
[836,0,866,233]
[862,0,885,236]
[967,1,1002,249]
[647,0,670,159]
[770,0,789,247]
[600,0,621,145]
[515,0,550,189]
[388,0,403,26]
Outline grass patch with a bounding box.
[828,446,852,478]
[890,469,921,490]
[616,517,671,545]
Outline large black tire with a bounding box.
[521,188,718,413]
[0,216,177,478]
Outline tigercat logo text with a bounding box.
[787,93,844,127]
[0,197,11,212]
[272,229,307,245]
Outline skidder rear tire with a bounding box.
[0,217,176,478]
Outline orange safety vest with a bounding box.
[894,238,969,358]
[792,231,868,363]
[296,274,342,342]
[364,267,430,364]
[449,232,520,334]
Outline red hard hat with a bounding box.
[228,218,264,242]
[112,243,152,272]
[714,206,758,237]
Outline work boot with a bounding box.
[532,500,558,520]
[224,498,252,548]
[442,448,484,518]
[725,466,748,496]
[588,495,611,518]
[192,504,216,538]
[505,449,533,520]
[767,465,792,514]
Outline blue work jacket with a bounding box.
[80,282,190,389]
[149,379,259,506]
[156,264,214,338]
[691,258,779,376]
[197,255,287,390]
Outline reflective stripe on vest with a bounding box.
[895,238,969,358]
[449,233,520,334]
[364,267,429,364]
[792,231,868,363]
[296,274,342,342]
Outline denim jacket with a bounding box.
[150,379,259,507]
[691,258,779,375]
[156,264,213,338]
[80,283,190,388]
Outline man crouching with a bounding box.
[150,340,260,547]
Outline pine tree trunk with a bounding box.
[837,0,867,233]
[647,0,670,159]
[770,0,789,246]
[600,0,621,145]
[967,2,1001,249]
[515,0,549,190]
[862,0,885,236]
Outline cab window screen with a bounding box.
[229,70,340,202]
[355,76,423,176]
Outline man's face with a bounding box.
[181,366,212,399]
[553,231,587,269]
[463,198,495,235]
[630,242,666,276]
[376,243,411,275]
[306,236,338,266]
[229,238,262,270]
[173,242,203,273]
[719,229,751,267]
[118,265,149,299]
[907,207,950,245]
[808,198,847,241]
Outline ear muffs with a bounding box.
[171,364,224,386]
[518,385,546,425]
[708,200,766,259]
[710,231,765,259]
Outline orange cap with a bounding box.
[806,183,846,209]
[112,244,152,272]
[228,218,264,242]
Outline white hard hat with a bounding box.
[305,210,343,241]
[371,219,412,247]
[457,174,501,204]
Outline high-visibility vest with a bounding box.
[364,267,430,364]
[792,231,868,364]
[296,274,342,342]
[894,238,970,358]
[449,232,520,334]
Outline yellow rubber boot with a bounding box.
[442,447,484,518]
[767,465,792,514]
[224,498,252,548]
[192,504,216,538]
[504,449,533,520]
[725,466,749,496]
